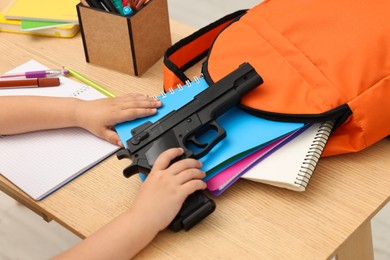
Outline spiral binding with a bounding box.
[294,120,335,188]
[155,74,203,99]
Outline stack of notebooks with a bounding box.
[0,0,79,38]
[116,76,334,194]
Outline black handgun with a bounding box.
[117,62,263,231]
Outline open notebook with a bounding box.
[0,60,118,200]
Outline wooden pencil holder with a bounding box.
[77,0,171,76]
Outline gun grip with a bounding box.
[168,190,216,232]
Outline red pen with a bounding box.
[0,78,60,89]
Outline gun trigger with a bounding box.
[187,135,208,148]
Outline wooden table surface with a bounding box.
[1,1,389,259]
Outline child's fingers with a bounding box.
[113,93,157,107]
[119,96,161,109]
[112,108,157,124]
[180,179,207,195]
[174,168,206,185]
[124,99,162,110]
[122,92,156,100]
[152,148,184,172]
[168,159,202,176]
[99,128,122,147]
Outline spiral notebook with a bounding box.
[115,76,303,178]
[206,126,307,196]
[0,60,119,200]
[241,121,334,191]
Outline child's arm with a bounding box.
[53,148,207,260]
[0,94,161,146]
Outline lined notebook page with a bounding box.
[0,60,118,200]
[241,121,334,191]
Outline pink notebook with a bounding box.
[206,126,307,196]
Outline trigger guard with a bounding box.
[187,135,208,148]
[188,121,226,159]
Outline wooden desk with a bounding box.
[1,3,389,259]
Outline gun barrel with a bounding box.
[233,66,263,96]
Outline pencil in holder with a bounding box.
[77,0,171,76]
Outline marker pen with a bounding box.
[0,78,61,89]
[0,69,69,79]
[112,0,133,16]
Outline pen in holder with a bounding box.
[77,0,171,76]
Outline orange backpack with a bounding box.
[163,0,390,156]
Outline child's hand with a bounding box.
[54,148,205,260]
[76,93,162,146]
[130,148,207,231]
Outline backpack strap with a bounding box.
[163,10,246,91]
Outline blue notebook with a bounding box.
[115,77,303,178]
